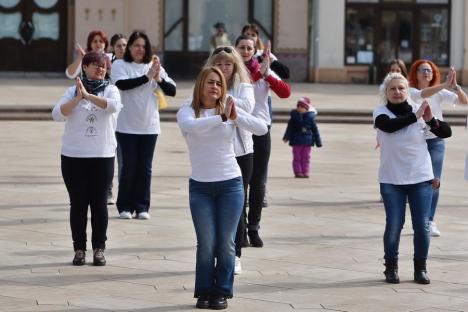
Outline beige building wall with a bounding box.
[462,0,468,84]
[312,0,363,83]
[274,0,309,81]
[72,0,163,61]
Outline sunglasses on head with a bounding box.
[213,46,233,55]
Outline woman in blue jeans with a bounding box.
[374,73,451,285]
[408,60,468,236]
[177,67,267,309]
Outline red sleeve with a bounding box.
[250,70,263,82]
[265,75,291,98]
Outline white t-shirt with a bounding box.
[111,59,175,134]
[52,85,122,157]
[373,104,434,185]
[177,104,267,182]
[409,87,459,139]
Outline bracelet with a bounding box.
[220,113,227,122]
[453,85,461,92]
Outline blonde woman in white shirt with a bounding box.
[111,31,176,220]
[52,51,122,267]
[374,73,451,285]
[177,67,267,310]
[205,46,254,274]
[408,60,468,237]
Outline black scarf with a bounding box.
[386,100,412,117]
[80,76,109,96]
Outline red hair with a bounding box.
[408,59,440,89]
[86,30,109,52]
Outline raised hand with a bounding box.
[422,102,434,122]
[415,100,429,119]
[228,97,237,120]
[224,95,233,118]
[75,77,84,99]
[76,43,86,58]
[76,77,89,100]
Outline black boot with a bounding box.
[414,259,430,284]
[383,259,399,284]
[248,230,263,248]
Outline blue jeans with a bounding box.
[189,177,244,298]
[116,132,157,214]
[380,181,432,261]
[426,138,445,221]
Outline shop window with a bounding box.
[164,0,183,51]
[345,7,374,64]
[419,8,449,65]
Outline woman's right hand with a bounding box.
[146,57,161,81]
[224,96,237,120]
[443,67,456,89]
[76,43,85,59]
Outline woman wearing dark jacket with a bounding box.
[283,97,322,178]
[373,73,451,285]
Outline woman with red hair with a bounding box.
[408,60,468,237]
[66,30,110,79]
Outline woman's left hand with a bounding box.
[422,101,434,122]
[76,77,90,99]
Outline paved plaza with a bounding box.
[1,79,468,311]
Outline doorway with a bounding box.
[376,9,413,82]
[0,0,67,71]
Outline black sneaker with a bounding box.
[93,248,106,266]
[72,250,85,266]
[209,296,228,310]
[248,231,264,248]
[195,295,210,309]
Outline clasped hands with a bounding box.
[443,67,459,91]
[147,55,161,82]
[223,96,237,120]
[415,100,434,122]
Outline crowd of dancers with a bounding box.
[51,24,467,309]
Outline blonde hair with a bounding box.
[191,66,227,118]
[205,46,250,90]
[379,72,409,104]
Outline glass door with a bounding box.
[376,9,413,82]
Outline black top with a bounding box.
[374,101,451,138]
[115,76,176,96]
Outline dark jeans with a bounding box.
[380,181,432,261]
[61,155,114,251]
[248,129,271,230]
[189,177,244,298]
[116,132,157,214]
[235,153,253,257]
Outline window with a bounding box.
[419,8,449,65]
[164,0,273,53]
[345,7,375,64]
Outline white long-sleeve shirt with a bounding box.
[111,59,175,134]
[177,104,267,182]
[52,85,122,157]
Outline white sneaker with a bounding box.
[430,221,441,237]
[119,211,132,219]
[137,212,150,220]
[234,256,242,275]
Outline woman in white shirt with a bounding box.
[111,31,176,220]
[52,51,122,267]
[66,30,109,79]
[205,46,255,274]
[408,60,468,237]
[177,67,267,310]
[374,73,451,285]
[235,35,291,248]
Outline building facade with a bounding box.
[1,0,467,84]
